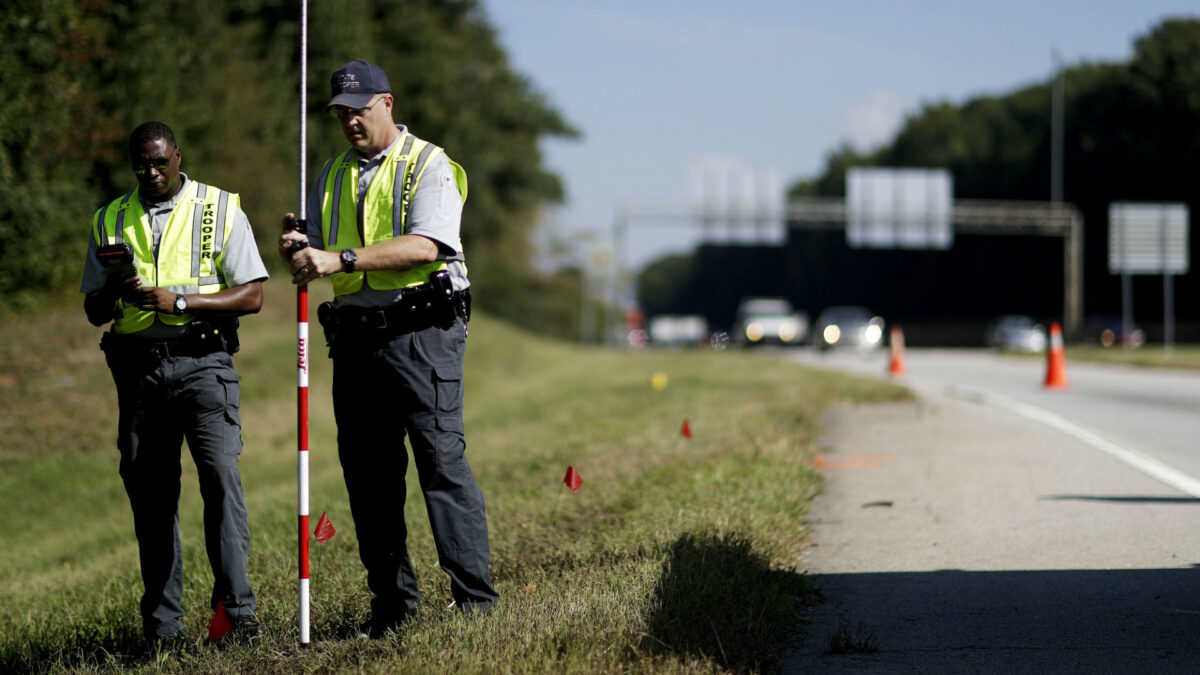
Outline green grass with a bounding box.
[0,288,909,674]
[1065,344,1200,370]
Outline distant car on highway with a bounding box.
[731,297,808,347]
[814,305,885,350]
[1082,316,1145,348]
[648,314,708,347]
[984,315,1046,353]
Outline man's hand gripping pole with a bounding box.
[284,216,309,256]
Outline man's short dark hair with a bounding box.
[129,121,177,154]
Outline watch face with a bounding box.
[175,295,187,313]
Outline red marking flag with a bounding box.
[314,511,337,543]
[680,419,692,439]
[563,466,583,493]
[208,603,233,642]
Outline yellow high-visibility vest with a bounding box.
[318,132,468,298]
[91,181,240,334]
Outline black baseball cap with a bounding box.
[327,60,391,109]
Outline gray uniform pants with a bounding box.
[106,349,256,639]
[332,317,498,622]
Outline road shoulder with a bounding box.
[782,392,1200,673]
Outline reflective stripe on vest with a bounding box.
[91,181,238,334]
[319,133,467,297]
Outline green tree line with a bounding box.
[0,0,583,333]
[792,18,1200,205]
[637,18,1200,328]
[787,17,1200,317]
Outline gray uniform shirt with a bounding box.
[305,125,468,309]
[81,173,269,337]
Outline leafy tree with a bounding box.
[1125,18,1200,200]
[791,18,1200,207]
[776,17,1200,320]
[0,0,109,305]
[787,143,879,198]
[0,0,579,336]
[638,253,700,318]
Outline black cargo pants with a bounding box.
[106,349,256,639]
[331,316,498,622]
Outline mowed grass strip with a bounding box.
[998,343,1200,370]
[1065,343,1200,370]
[0,289,909,674]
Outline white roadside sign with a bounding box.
[1108,202,1189,275]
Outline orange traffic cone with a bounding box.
[1043,321,1068,390]
[887,325,906,378]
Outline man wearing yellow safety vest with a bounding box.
[82,121,268,646]
[279,60,498,639]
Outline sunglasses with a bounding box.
[132,147,177,175]
[330,96,384,122]
[133,157,172,175]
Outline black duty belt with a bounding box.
[332,290,467,334]
[101,321,236,361]
[316,284,470,360]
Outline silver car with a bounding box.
[814,306,885,350]
[731,297,808,346]
[985,315,1046,353]
[648,314,708,348]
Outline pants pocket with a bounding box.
[216,372,243,454]
[433,363,464,434]
[217,373,242,425]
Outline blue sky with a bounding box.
[481,1,1200,271]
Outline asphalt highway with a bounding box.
[779,346,1200,673]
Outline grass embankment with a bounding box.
[0,287,908,674]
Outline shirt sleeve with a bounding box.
[79,228,107,294]
[405,152,464,254]
[218,203,270,287]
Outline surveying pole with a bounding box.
[295,0,312,646]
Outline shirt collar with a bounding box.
[139,172,191,211]
[358,125,409,166]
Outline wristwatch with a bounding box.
[340,249,358,273]
[173,293,188,315]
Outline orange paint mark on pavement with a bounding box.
[813,453,898,470]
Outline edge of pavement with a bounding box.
[781,388,1200,674]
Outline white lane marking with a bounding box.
[947,385,1200,498]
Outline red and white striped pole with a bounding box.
[296,0,311,647]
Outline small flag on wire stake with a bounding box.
[314,511,337,543]
[563,466,583,493]
[208,603,233,642]
[680,419,693,439]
